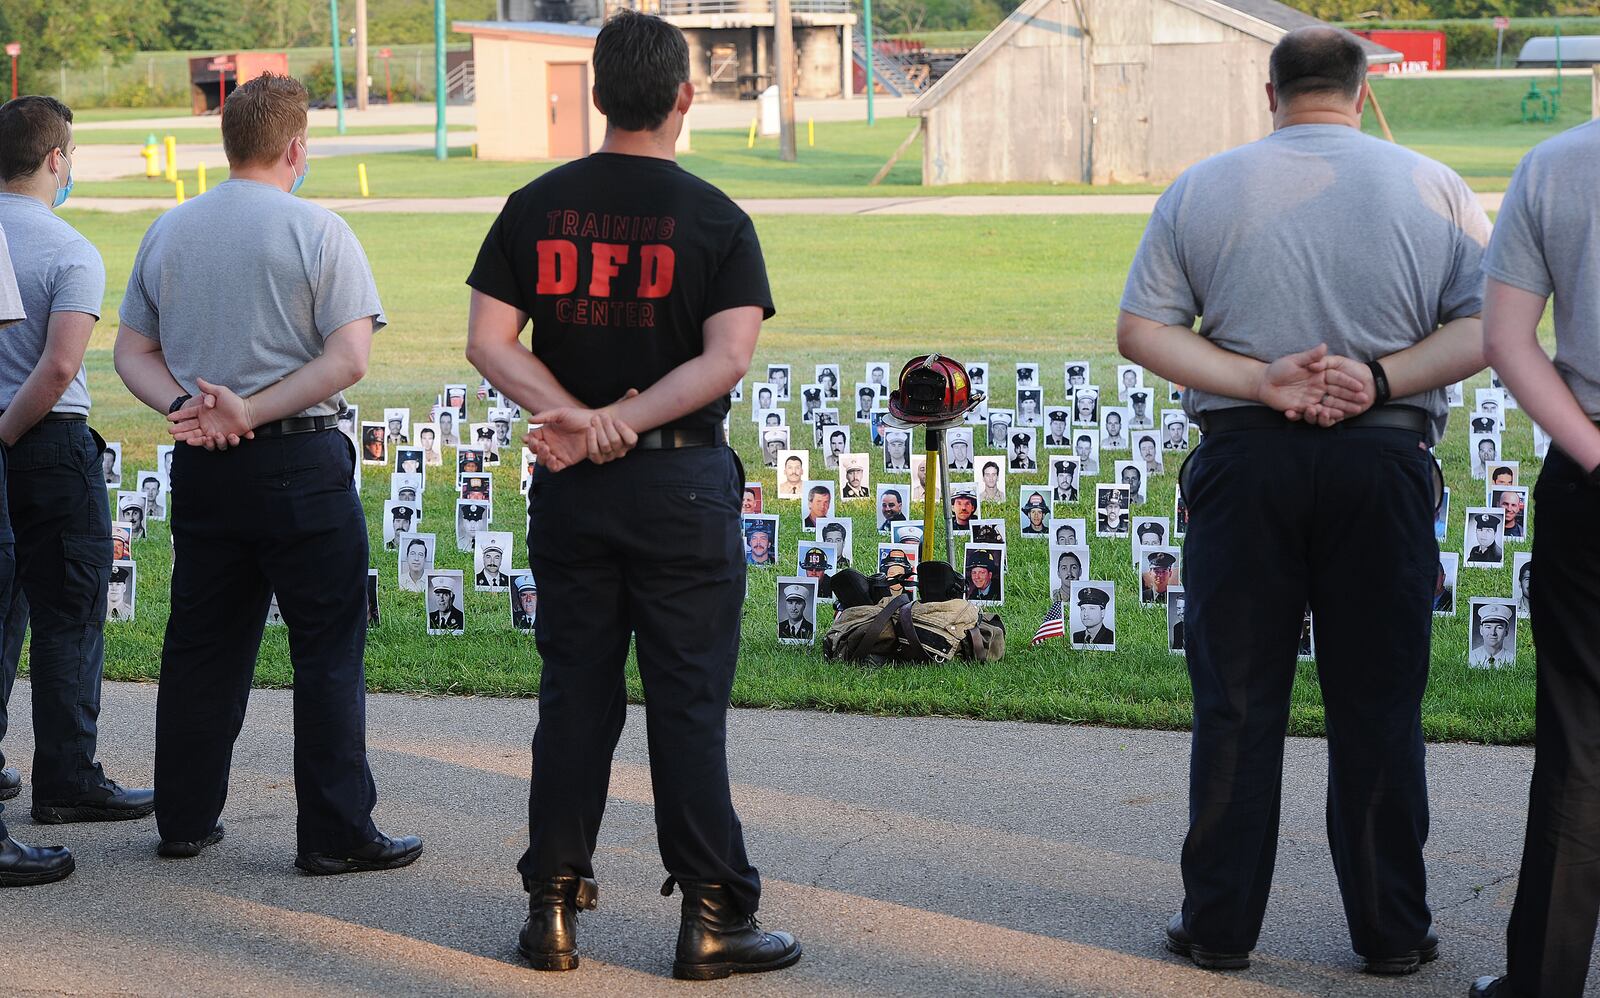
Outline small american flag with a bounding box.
[1032,600,1066,646]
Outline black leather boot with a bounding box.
[665,877,801,981]
[0,834,74,887]
[518,876,598,971]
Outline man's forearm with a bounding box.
[0,369,75,444]
[1379,315,1486,398]
[1117,317,1266,402]
[466,339,584,417]
[240,350,364,427]
[115,342,187,414]
[1492,335,1600,470]
[607,351,745,436]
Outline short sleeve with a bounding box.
[49,237,105,320]
[0,225,24,327]
[118,221,162,341]
[1483,154,1554,299]
[704,214,775,320]
[1119,192,1199,328]
[1438,173,1491,322]
[466,209,527,313]
[313,218,387,337]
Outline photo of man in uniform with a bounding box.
[435,407,458,447]
[1162,414,1189,450]
[949,488,977,533]
[138,472,166,521]
[761,428,787,468]
[475,537,510,591]
[1070,584,1114,648]
[510,575,537,631]
[1168,589,1186,652]
[1052,548,1084,601]
[1468,600,1515,668]
[1020,496,1048,536]
[947,431,974,471]
[1066,363,1088,389]
[767,364,790,401]
[1054,521,1081,546]
[427,576,464,635]
[1128,390,1152,429]
[1433,556,1457,615]
[840,458,869,499]
[978,460,1004,504]
[1138,434,1162,475]
[1016,391,1042,427]
[118,494,147,541]
[1466,510,1505,567]
[1050,459,1078,503]
[418,424,440,465]
[106,563,135,622]
[802,483,832,530]
[743,519,775,566]
[986,409,1013,449]
[1009,432,1037,472]
[798,546,832,581]
[1101,408,1128,450]
[1141,550,1178,604]
[102,443,122,487]
[456,501,487,553]
[777,581,814,642]
[1074,433,1099,476]
[855,385,875,421]
[964,550,1001,603]
[1045,410,1070,447]
[883,430,910,472]
[778,451,806,499]
[819,520,851,571]
[362,424,386,464]
[878,487,906,532]
[824,428,847,470]
[1119,462,1146,505]
[385,502,415,549]
[398,535,433,593]
[1514,554,1532,619]
[385,411,408,445]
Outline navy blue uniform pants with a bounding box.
[0,441,15,841]
[1503,447,1600,998]
[154,430,379,853]
[518,446,761,915]
[1178,422,1436,958]
[0,420,112,802]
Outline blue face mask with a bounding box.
[290,140,308,195]
[52,155,72,208]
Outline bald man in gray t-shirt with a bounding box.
[1119,27,1488,975]
[1476,118,1600,998]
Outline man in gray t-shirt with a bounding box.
[1474,118,1600,998]
[0,97,155,858]
[1121,29,1486,975]
[112,74,419,874]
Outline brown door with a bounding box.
[547,63,588,159]
[1091,62,1150,185]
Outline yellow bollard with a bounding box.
[196,162,207,195]
[174,179,186,205]
[163,135,177,183]
[808,118,815,147]
[357,162,370,198]
[471,143,478,159]
[746,116,758,149]
[142,144,160,178]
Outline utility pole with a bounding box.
[863,0,874,125]
[355,0,369,110]
[774,0,797,161]
[434,0,448,160]
[330,0,347,134]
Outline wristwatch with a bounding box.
[168,393,192,414]
[1366,360,1392,407]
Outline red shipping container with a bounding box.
[1352,29,1446,75]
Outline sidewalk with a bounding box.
[0,680,1535,997]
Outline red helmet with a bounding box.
[888,354,981,424]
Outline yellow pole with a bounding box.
[174,179,187,205]
[163,135,177,182]
[196,162,207,195]
[470,143,478,158]
[143,144,160,178]
[746,116,758,149]
[357,162,370,198]
[808,117,814,147]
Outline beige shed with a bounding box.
[907,0,1398,186]
[455,20,691,161]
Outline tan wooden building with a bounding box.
[907,0,1398,186]
[456,20,691,161]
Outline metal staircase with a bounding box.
[852,34,927,97]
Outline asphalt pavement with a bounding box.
[0,680,1554,997]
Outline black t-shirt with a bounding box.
[467,153,774,433]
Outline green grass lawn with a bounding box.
[52,208,1541,744]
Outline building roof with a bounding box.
[909,0,1400,116]
[452,20,602,40]
[1516,35,1600,66]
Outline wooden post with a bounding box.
[1366,81,1395,143]
[774,0,797,162]
[1592,65,1599,119]
[870,121,922,186]
[355,0,369,111]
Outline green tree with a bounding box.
[169,0,260,51]
[0,0,169,93]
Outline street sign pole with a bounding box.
[6,43,19,102]
[329,0,347,134]
[863,0,875,125]
[434,0,447,160]
[1495,16,1509,70]
[380,48,393,105]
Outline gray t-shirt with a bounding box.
[0,193,105,415]
[0,225,26,327]
[1483,119,1600,419]
[1121,124,1490,443]
[119,179,385,418]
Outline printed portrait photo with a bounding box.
[1050,545,1089,602]
[1072,432,1100,478]
[107,561,136,623]
[136,471,167,522]
[1100,407,1131,452]
[474,531,514,592]
[1043,408,1072,449]
[1174,488,1189,538]
[800,383,824,423]
[1513,551,1532,619]
[1015,484,1049,534]
[797,542,839,581]
[411,422,442,467]
[456,499,489,552]
[1434,552,1459,616]
[776,576,818,645]
[266,592,285,627]
[801,481,836,529]
[1114,461,1147,507]
[1469,432,1502,480]
[1072,388,1099,428]
[876,485,909,534]
[458,474,492,504]
[361,422,387,465]
[1096,483,1131,538]
[1468,598,1517,669]
[760,426,790,468]
[426,571,466,636]
[1491,486,1529,542]
[1435,486,1451,542]
[963,544,1005,605]
[766,365,792,402]
[1015,389,1043,428]
[111,522,132,563]
[777,450,809,499]
[838,454,871,499]
[816,364,841,399]
[1486,461,1521,490]
[810,409,840,449]
[116,492,148,541]
[966,362,989,396]
[1126,389,1154,431]
[1139,547,1181,606]
[876,543,919,583]
[1444,382,1464,407]
[749,382,775,421]
[431,404,460,447]
[156,444,174,488]
[1051,517,1087,547]
[865,361,892,397]
[743,515,778,566]
[338,404,360,444]
[1069,581,1116,650]
[1015,361,1038,387]
[728,379,744,403]
[948,485,979,533]
[882,430,912,473]
[1167,586,1187,654]
[1132,518,1170,564]
[102,441,122,488]
[510,574,538,631]
[470,423,502,465]
[853,383,879,423]
[1008,429,1038,472]
[971,456,1004,506]
[1048,457,1079,504]
[383,501,418,549]
[367,569,380,628]
[1135,433,1163,474]
[1464,507,1506,569]
[1116,364,1145,399]
[1161,411,1190,451]
[1298,607,1316,660]
[489,408,515,450]
[383,407,411,445]
[816,517,853,571]
[985,409,1014,450]
[394,448,425,476]
[822,426,850,471]
[742,483,763,514]
[946,427,975,472]
[889,522,924,549]
[396,533,436,593]
[442,383,469,420]
[1064,361,1091,392]
[456,448,488,477]
[908,453,942,505]
[870,408,890,444]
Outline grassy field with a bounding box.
[53,207,1541,744]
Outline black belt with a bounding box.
[0,412,86,424]
[1198,405,1428,436]
[633,426,725,451]
[253,414,342,438]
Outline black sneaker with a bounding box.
[158,822,225,859]
[32,780,154,824]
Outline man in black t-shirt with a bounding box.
[464,11,799,983]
